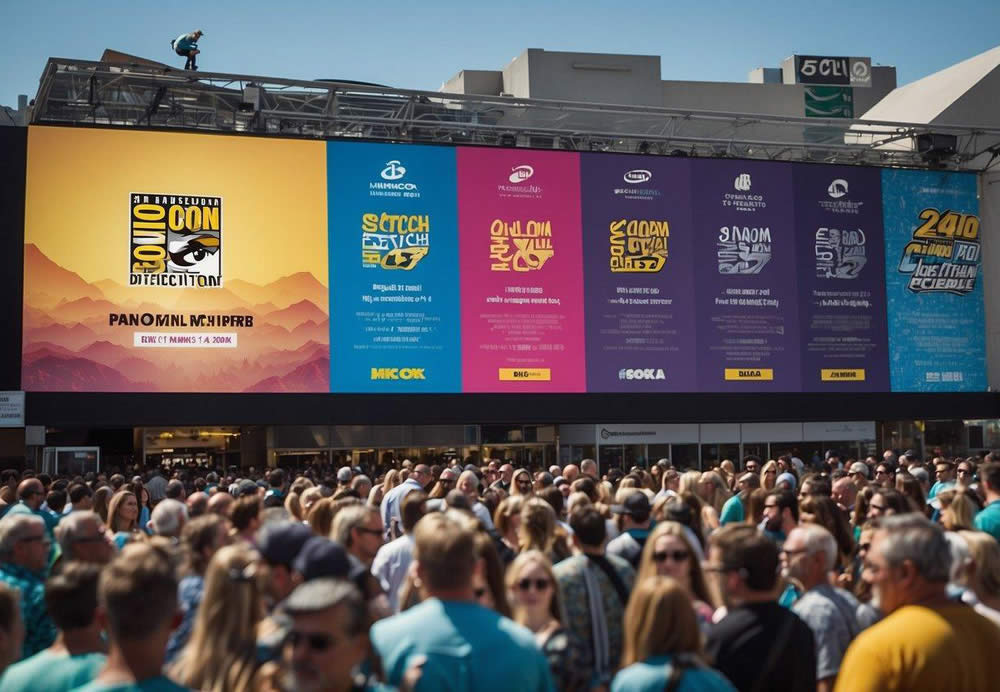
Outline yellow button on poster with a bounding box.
[821,369,866,381]
[724,368,774,381]
[499,368,551,382]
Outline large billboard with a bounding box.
[21,126,986,394]
[23,127,329,392]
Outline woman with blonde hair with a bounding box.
[679,471,720,533]
[938,488,978,531]
[171,544,268,691]
[106,490,140,550]
[511,468,534,497]
[494,495,525,553]
[307,497,335,536]
[698,471,731,515]
[519,498,571,563]
[614,576,735,692]
[957,530,1000,625]
[507,551,589,692]
[283,491,303,521]
[635,521,716,625]
[165,513,231,663]
[299,486,324,519]
[759,460,779,491]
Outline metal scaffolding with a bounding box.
[28,57,1000,171]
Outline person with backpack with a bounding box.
[170,30,203,71]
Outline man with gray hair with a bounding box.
[0,514,56,659]
[457,470,493,530]
[781,524,860,692]
[54,511,114,565]
[147,498,188,539]
[331,505,383,567]
[835,515,1000,691]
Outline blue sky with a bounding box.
[3,0,999,105]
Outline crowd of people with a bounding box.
[0,448,998,691]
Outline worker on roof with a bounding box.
[170,30,204,71]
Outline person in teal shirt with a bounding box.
[71,543,188,692]
[973,463,1000,542]
[4,479,60,568]
[0,514,57,660]
[1,563,106,692]
[371,511,554,692]
[720,473,760,526]
[613,576,735,692]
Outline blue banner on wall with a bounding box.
[327,142,461,392]
[882,169,985,392]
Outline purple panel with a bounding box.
[793,164,889,391]
[691,159,801,392]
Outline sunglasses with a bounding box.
[653,550,690,563]
[515,578,551,592]
[288,630,334,652]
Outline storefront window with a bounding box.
[671,444,699,470]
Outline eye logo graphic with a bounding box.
[623,169,652,184]
[828,179,849,199]
[381,160,406,180]
[129,193,222,288]
[509,165,534,184]
[734,174,752,192]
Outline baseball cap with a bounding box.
[236,479,259,497]
[257,521,313,566]
[611,492,651,518]
[776,472,797,490]
[849,462,870,478]
[292,536,358,582]
[336,467,352,483]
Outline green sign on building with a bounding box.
[804,86,854,118]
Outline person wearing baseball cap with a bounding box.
[336,467,353,487]
[606,490,653,568]
[257,521,313,605]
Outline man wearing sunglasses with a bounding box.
[706,524,816,692]
[781,525,860,692]
[0,514,55,660]
[281,578,369,692]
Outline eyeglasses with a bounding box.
[515,578,551,592]
[780,547,810,558]
[288,630,334,652]
[653,550,690,563]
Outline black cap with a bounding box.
[257,521,313,566]
[292,536,353,581]
[611,492,651,518]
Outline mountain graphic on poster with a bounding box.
[24,244,104,307]
[244,355,331,392]
[21,244,330,392]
